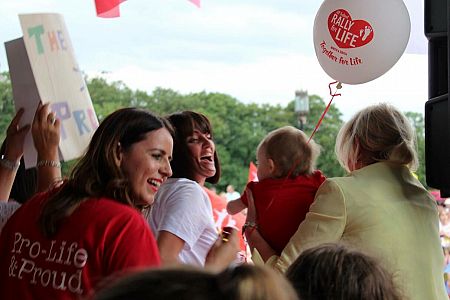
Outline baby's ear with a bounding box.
[268,158,276,174]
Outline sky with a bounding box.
[0,0,428,121]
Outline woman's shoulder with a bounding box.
[0,200,21,211]
[79,197,143,221]
[155,179,210,211]
[10,191,49,214]
[70,198,151,237]
[321,175,366,196]
[166,177,200,187]
[86,196,137,209]
[160,178,204,196]
[325,163,387,185]
[0,201,22,230]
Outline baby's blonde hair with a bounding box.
[335,103,418,173]
[258,126,320,177]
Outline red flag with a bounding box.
[95,0,126,18]
[247,162,258,183]
[188,0,201,8]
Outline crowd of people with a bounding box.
[0,102,448,299]
[437,196,450,294]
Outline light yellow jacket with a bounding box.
[266,162,447,300]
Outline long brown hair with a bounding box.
[39,108,173,237]
[166,111,221,184]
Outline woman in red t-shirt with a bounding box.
[0,108,173,299]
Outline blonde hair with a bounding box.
[335,103,418,173]
[258,126,320,177]
[220,264,298,300]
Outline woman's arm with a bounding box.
[157,226,240,270]
[156,230,186,266]
[152,181,217,266]
[245,228,277,261]
[248,180,347,273]
[0,108,30,201]
[243,188,277,261]
[31,102,62,192]
[205,228,240,272]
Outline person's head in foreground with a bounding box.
[93,264,298,300]
[286,243,402,300]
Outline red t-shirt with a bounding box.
[0,192,160,300]
[241,170,326,254]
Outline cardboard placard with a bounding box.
[5,13,98,168]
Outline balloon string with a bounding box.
[255,81,342,224]
[278,81,342,186]
[307,81,342,143]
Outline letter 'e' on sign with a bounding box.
[5,13,99,168]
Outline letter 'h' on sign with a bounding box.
[5,13,99,168]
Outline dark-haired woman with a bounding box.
[0,108,173,299]
[149,111,221,267]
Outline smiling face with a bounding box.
[186,129,216,185]
[119,127,173,207]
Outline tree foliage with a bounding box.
[405,112,426,184]
[0,72,428,192]
[0,72,14,144]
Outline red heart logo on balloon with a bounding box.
[327,9,374,49]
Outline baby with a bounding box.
[227,126,325,254]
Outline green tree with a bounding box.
[0,72,15,144]
[286,95,345,178]
[87,77,136,122]
[405,111,426,186]
[0,73,428,194]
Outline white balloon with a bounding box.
[313,0,411,84]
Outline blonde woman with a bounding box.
[245,103,447,300]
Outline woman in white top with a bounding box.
[149,111,220,266]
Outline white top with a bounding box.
[0,201,21,232]
[148,178,217,266]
